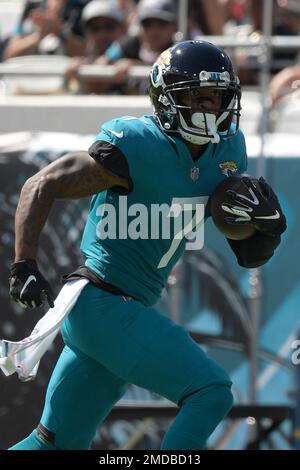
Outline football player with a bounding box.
[8,41,286,450]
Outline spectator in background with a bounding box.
[223,0,300,85]
[98,0,177,94]
[79,0,126,61]
[270,0,300,104]
[3,0,87,60]
[60,0,92,38]
[116,0,140,35]
[269,64,300,105]
[276,0,300,35]
[65,0,126,93]
[189,0,232,37]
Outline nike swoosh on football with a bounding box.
[108,129,124,138]
[255,210,280,220]
[20,275,37,298]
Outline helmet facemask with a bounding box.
[163,80,241,145]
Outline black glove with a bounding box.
[223,176,287,236]
[9,259,55,309]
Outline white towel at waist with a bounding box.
[0,278,89,382]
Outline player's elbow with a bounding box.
[23,173,57,201]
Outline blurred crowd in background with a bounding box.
[0,0,300,103]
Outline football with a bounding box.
[210,175,260,240]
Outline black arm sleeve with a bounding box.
[227,231,281,268]
[88,140,133,195]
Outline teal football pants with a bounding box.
[10,283,233,450]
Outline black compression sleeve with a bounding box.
[88,140,133,194]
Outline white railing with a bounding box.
[0,36,300,80]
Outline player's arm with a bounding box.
[9,150,129,308]
[225,177,286,268]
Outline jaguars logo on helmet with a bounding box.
[149,40,241,145]
[151,49,172,88]
[156,49,172,67]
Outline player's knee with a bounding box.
[184,382,234,420]
[212,383,234,418]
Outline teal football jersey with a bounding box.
[80,115,247,306]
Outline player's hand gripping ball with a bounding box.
[210,175,286,240]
